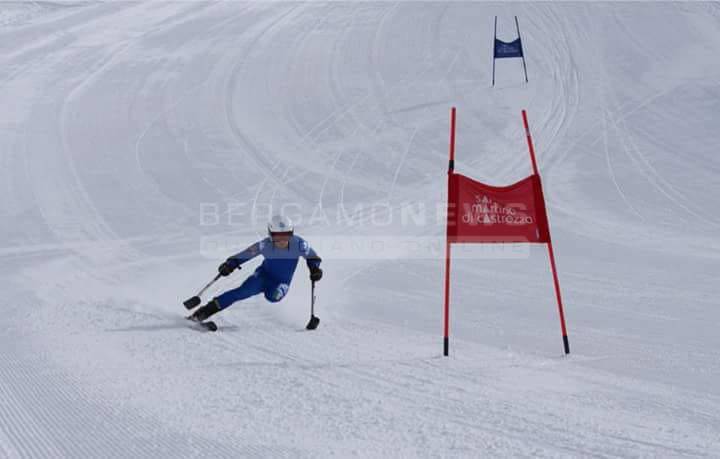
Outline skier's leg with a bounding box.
[264,282,290,303]
[190,271,264,321]
[216,271,265,309]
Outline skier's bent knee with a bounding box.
[265,283,289,303]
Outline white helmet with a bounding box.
[268,214,294,236]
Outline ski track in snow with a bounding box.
[1,2,720,457]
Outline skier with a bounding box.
[188,215,322,323]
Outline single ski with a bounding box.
[186,316,218,332]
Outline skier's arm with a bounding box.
[227,240,265,266]
[298,237,322,281]
[217,240,265,276]
[297,238,321,268]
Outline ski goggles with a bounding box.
[269,231,293,243]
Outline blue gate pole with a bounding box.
[515,16,529,83]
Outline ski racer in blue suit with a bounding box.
[189,215,322,322]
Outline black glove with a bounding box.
[218,259,239,277]
[309,266,323,282]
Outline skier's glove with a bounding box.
[218,259,239,277]
[309,266,323,282]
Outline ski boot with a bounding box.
[188,299,221,322]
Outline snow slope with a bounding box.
[1,2,720,457]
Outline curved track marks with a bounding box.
[4,3,720,457]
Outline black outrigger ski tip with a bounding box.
[183,273,222,310]
[183,296,201,310]
[306,315,320,330]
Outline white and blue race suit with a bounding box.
[215,235,321,309]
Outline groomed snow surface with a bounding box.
[2,2,720,457]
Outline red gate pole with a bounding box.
[521,110,570,354]
[546,239,570,354]
[443,107,456,357]
[522,110,540,176]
